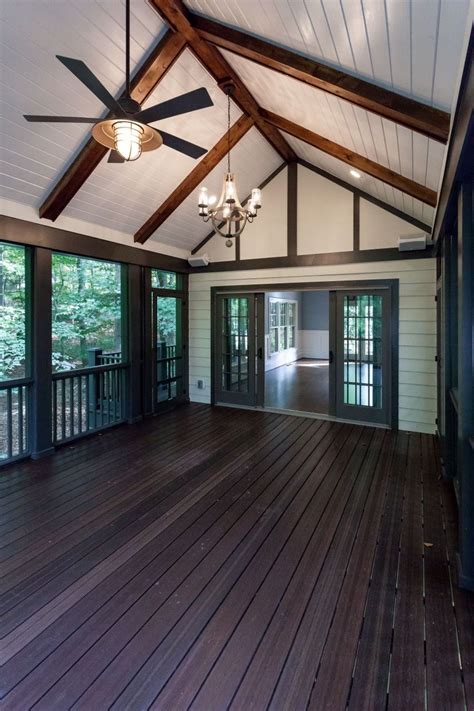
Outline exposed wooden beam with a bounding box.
[134,114,254,244]
[191,14,450,144]
[262,110,437,207]
[148,0,296,162]
[39,30,186,221]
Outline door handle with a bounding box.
[257,346,263,360]
[329,350,334,364]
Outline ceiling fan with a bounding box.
[23,0,213,163]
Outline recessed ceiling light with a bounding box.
[350,169,361,179]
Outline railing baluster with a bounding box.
[18,385,24,454]
[61,379,66,441]
[86,374,91,432]
[52,380,57,443]
[107,369,111,424]
[24,385,29,454]
[78,376,83,433]
[69,377,74,437]
[99,372,104,428]
[7,388,13,459]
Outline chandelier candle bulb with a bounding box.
[251,188,262,209]
[198,187,209,216]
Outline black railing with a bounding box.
[97,350,122,365]
[0,378,31,463]
[52,363,126,444]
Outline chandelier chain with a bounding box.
[227,94,231,174]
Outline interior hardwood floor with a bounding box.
[265,358,329,414]
[0,404,472,711]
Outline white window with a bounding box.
[269,298,297,355]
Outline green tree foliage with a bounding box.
[0,243,26,381]
[0,248,181,380]
[52,254,122,371]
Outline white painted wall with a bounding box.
[360,199,426,250]
[299,330,329,359]
[241,167,288,259]
[188,258,436,434]
[297,164,353,254]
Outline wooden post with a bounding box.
[456,181,474,590]
[127,264,143,423]
[30,247,54,459]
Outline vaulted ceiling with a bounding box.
[0,0,472,255]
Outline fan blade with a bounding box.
[160,131,207,159]
[136,88,213,125]
[56,55,124,116]
[24,115,98,123]
[108,150,125,164]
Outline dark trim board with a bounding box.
[287,161,298,256]
[191,245,433,273]
[0,215,189,272]
[353,194,360,251]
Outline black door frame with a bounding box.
[331,288,392,425]
[212,292,265,407]
[211,279,399,428]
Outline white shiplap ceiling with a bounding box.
[186,0,471,110]
[0,0,472,254]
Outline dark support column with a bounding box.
[287,161,298,256]
[353,194,360,250]
[182,273,190,400]
[457,181,474,590]
[127,264,143,424]
[30,247,54,459]
[142,268,154,417]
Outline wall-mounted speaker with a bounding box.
[188,254,209,267]
[398,233,428,251]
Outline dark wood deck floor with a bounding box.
[1,404,472,710]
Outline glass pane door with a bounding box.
[152,293,183,409]
[335,290,391,425]
[215,294,258,406]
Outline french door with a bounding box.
[332,289,392,425]
[152,290,184,411]
[214,293,264,406]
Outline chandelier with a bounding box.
[198,85,262,247]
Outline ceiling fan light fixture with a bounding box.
[113,120,143,161]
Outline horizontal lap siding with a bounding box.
[188,259,436,434]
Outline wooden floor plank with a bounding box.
[0,406,470,711]
[348,432,410,710]
[422,435,465,709]
[1,416,318,707]
[129,426,359,711]
[387,433,425,710]
[197,427,380,711]
[305,430,396,710]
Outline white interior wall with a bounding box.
[188,258,436,434]
[297,165,353,254]
[360,199,426,250]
